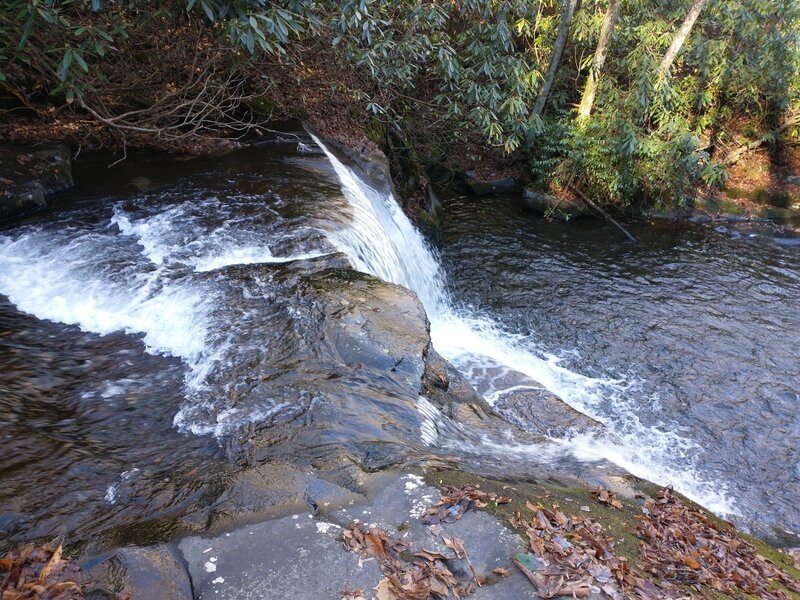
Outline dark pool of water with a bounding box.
[440,194,800,536]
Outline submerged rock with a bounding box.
[496,388,601,437]
[522,188,589,220]
[205,462,364,533]
[0,143,73,221]
[83,544,192,600]
[0,181,45,220]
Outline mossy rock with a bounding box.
[0,142,73,221]
[522,187,589,220]
[466,172,519,196]
[725,186,793,208]
[423,469,800,600]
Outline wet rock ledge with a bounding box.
[0,142,74,221]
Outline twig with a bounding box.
[569,185,638,243]
[723,115,800,165]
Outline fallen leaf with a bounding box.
[374,578,397,600]
[442,537,466,558]
[37,542,62,583]
[414,550,451,562]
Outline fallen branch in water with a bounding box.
[568,185,639,243]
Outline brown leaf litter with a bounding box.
[421,484,510,526]
[510,501,686,599]
[592,488,624,511]
[342,523,478,600]
[0,543,88,599]
[636,486,800,599]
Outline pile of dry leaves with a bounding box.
[421,484,510,525]
[592,488,624,511]
[0,543,88,599]
[341,523,480,600]
[510,494,690,600]
[637,486,800,599]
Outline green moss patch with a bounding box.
[422,468,800,599]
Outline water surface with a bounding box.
[440,194,800,535]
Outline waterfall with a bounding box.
[311,134,736,517]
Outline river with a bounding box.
[0,129,797,549]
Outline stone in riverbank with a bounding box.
[522,188,589,220]
[83,544,192,600]
[0,143,73,221]
[465,172,519,196]
[179,473,546,600]
[188,261,550,532]
[496,387,602,437]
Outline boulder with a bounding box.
[522,188,589,220]
[205,461,365,533]
[0,182,46,221]
[0,142,73,221]
[466,365,602,438]
[496,388,602,437]
[178,473,538,600]
[83,544,192,600]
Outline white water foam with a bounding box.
[311,134,735,517]
[0,196,329,438]
[112,204,327,272]
[0,230,208,362]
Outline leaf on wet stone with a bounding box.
[421,484,510,525]
[0,542,88,599]
[442,536,466,558]
[511,498,689,599]
[374,578,397,600]
[592,487,624,510]
[588,562,613,583]
[414,550,451,562]
[342,523,470,599]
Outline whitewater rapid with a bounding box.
[0,138,735,519]
[311,134,735,518]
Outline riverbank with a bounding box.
[4,468,799,599]
[1,124,800,600]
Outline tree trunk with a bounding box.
[533,0,579,116]
[577,0,621,122]
[723,115,800,165]
[658,0,708,76]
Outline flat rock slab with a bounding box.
[180,514,381,599]
[180,473,595,599]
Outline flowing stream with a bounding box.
[0,130,797,547]
[312,137,735,516]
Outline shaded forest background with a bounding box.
[1,0,798,210]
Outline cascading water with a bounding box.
[4,137,800,544]
[310,134,736,518]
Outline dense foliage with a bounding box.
[1,0,798,207]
